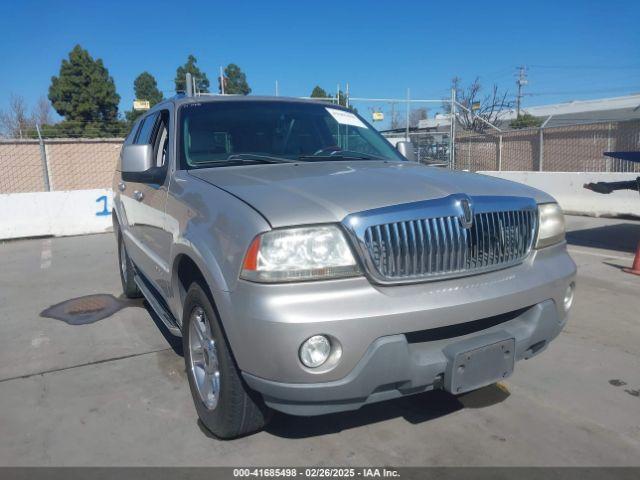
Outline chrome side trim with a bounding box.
[134,274,182,336]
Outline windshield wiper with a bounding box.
[298,152,386,161]
[194,153,297,168]
[226,153,296,163]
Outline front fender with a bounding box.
[168,240,226,324]
[165,170,272,326]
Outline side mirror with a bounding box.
[120,144,165,183]
[121,144,153,173]
[396,141,417,161]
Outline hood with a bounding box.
[190,161,553,228]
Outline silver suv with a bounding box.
[113,94,576,439]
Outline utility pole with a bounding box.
[345,83,350,109]
[405,88,410,140]
[515,65,528,117]
[390,102,396,129]
[450,87,456,170]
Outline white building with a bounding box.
[416,93,640,130]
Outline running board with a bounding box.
[134,275,182,337]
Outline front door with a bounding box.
[120,109,172,293]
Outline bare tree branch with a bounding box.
[32,96,53,127]
[444,77,513,133]
[0,94,34,138]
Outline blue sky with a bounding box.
[1,0,638,126]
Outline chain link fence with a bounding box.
[380,131,451,166]
[0,138,123,193]
[0,140,47,193]
[2,119,639,194]
[454,119,640,173]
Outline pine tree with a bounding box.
[223,64,251,95]
[126,72,163,123]
[175,55,210,93]
[48,45,121,136]
[310,86,329,98]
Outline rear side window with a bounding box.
[134,113,159,144]
[151,110,170,168]
[123,118,142,145]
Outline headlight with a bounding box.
[240,225,360,282]
[535,203,565,248]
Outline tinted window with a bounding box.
[178,101,404,168]
[151,111,170,168]
[134,113,158,145]
[124,118,142,145]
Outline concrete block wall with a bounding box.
[479,171,639,218]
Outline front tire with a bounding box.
[182,281,271,439]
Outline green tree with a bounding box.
[510,112,542,129]
[133,72,163,105]
[223,63,251,95]
[310,86,329,98]
[48,44,121,136]
[175,55,210,93]
[310,86,356,112]
[126,72,163,123]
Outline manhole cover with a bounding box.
[41,294,130,325]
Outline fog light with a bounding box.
[299,335,331,368]
[563,283,575,311]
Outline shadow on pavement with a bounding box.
[40,293,144,325]
[39,294,183,356]
[262,383,509,439]
[566,222,640,253]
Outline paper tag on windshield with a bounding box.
[326,108,367,128]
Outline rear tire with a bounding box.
[118,233,141,299]
[182,281,271,439]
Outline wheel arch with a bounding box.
[170,249,228,326]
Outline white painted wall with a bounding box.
[0,189,113,240]
[479,171,639,217]
[1,173,637,240]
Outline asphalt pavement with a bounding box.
[1,216,639,466]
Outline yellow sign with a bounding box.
[471,101,481,112]
[372,111,384,122]
[133,100,150,111]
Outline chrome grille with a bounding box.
[344,195,538,284]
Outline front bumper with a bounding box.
[243,299,562,415]
[214,243,576,416]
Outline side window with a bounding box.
[124,118,142,145]
[134,113,159,144]
[151,111,170,168]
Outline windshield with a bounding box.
[178,101,405,168]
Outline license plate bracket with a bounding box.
[444,337,515,394]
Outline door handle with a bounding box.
[133,190,144,202]
[118,182,126,192]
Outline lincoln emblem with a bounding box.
[459,198,473,229]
